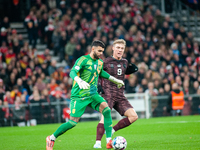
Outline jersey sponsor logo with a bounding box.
[72,109,75,114]
[117,64,121,67]
[75,66,80,70]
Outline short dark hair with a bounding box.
[91,40,105,48]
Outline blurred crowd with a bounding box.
[0,0,200,126]
[181,0,200,12]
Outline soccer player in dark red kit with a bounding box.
[93,39,139,148]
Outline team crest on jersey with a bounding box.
[94,64,97,70]
[110,64,114,68]
[117,64,121,67]
[123,64,126,68]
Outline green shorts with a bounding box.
[70,94,106,117]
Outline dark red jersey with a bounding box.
[101,56,128,98]
[101,56,133,115]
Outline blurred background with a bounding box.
[0,0,200,127]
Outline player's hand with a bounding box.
[108,76,124,89]
[116,80,124,89]
[117,83,123,89]
[74,76,90,89]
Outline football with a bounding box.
[112,136,127,150]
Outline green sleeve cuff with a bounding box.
[69,70,78,80]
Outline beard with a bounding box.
[93,51,99,59]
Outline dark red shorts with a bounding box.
[103,94,133,116]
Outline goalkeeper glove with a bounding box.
[74,76,90,89]
[108,76,124,89]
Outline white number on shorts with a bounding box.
[117,68,122,75]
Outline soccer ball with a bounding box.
[112,136,127,150]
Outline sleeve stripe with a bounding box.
[77,56,86,66]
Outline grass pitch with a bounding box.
[1,115,200,150]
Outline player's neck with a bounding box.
[112,55,121,60]
[89,53,96,60]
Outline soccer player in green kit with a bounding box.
[46,40,125,150]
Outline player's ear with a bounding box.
[91,46,95,52]
[112,46,114,51]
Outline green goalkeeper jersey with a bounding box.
[69,54,110,99]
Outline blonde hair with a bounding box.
[113,39,126,46]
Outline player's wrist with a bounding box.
[108,76,120,83]
[74,76,82,83]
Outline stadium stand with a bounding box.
[0,0,200,127]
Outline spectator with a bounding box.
[59,1,67,15]
[153,87,168,117]
[51,66,65,84]
[48,59,57,76]
[7,73,17,91]
[126,75,137,93]
[0,27,7,44]
[22,89,29,104]
[1,16,10,29]
[65,37,76,66]
[24,11,38,48]
[29,89,42,124]
[173,22,180,38]
[171,43,179,56]
[164,14,173,29]
[11,96,26,126]
[39,13,48,44]
[18,34,24,48]
[10,85,21,101]
[48,78,58,93]
[40,88,51,124]
[35,77,46,93]
[0,99,6,126]
[45,19,55,49]
[73,44,84,62]
[191,81,200,94]
[164,84,171,95]
[52,28,61,56]
[191,89,200,115]
[154,9,164,26]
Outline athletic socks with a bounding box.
[102,107,112,138]
[113,117,131,132]
[53,120,77,138]
[96,123,105,141]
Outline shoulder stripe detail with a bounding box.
[77,56,87,66]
